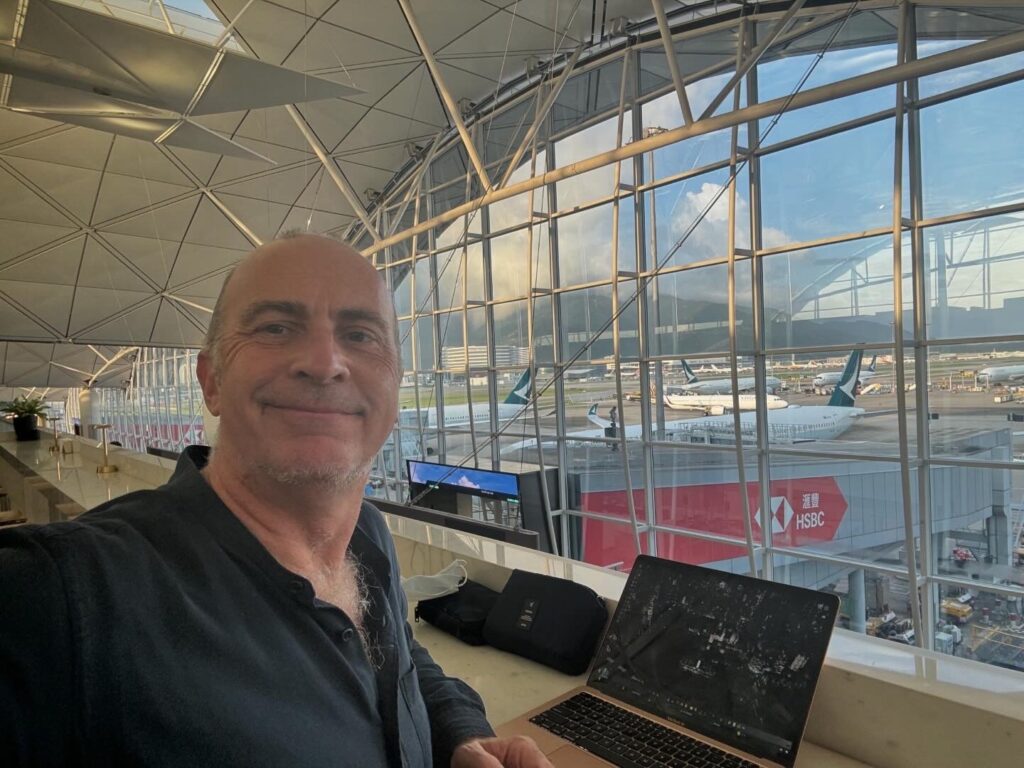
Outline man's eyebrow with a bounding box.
[239,301,307,327]
[334,308,390,331]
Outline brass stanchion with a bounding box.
[95,424,118,474]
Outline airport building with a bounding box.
[2,1,1024,761]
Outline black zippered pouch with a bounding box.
[414,580,500,646]
[483,570,608,675]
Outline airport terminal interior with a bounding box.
[2,0,1024,752]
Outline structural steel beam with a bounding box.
[362,27,1024,258]
[499,45,583,188]
[651,0,694,125]
[285,104,382,243]
[396,0,493,191]
[698,0,807,121]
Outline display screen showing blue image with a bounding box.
[407,460,520,501]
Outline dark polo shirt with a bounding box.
[0,446,493,767]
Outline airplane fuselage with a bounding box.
[977,364,1024,386]
[677,375,783,395]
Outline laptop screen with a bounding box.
[588,556,839,768]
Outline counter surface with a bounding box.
[413,618,871,767]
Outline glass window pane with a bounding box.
[760,120,895,246]
[920,80,1024,220]
[646,167,739,269]
[556,204,617,286]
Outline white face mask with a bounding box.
[401,559,468,602]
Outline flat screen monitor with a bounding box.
[406,459,520,502]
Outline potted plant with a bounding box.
[0,396,49,441]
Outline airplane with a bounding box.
[675,359,784,395]
[976,364,1024,387]
[0,0,360,161]
[664,391,789,415]
[398,370,532,430]
[500,350,865,453]
[813,354,877,389]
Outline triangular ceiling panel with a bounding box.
[0,296,54,339]
[0,280,74,335]
[91,171,195,225]
[69,286,155,337]
[167,243,246,290]
[283,22,414,72]
[0,220,79,266]
[372,63,447,126]
[321,0,417,50]
[78,238,155,292]
[101,232,180,288]
[47,367,91,388]
[280,206,352,234]
[0,167,76,227]
[164,146,220,186]
[1,126,114,171]
[3,156,103,223]
[333,108,437,154]
[0,111,60,146]
[100,196,202,241]
[322,61,419,108]
[173,276,224,303]
[104,136,195,186]
[217,163,321,207]
[183,197,254,250]
[0,237,86,285]
[207,139,313,186]
[150,299,206,346]
[234,107,320,153]
[291,168,350,214]
[224,1,318,65]
[3,359,52,385]
[79,299,161,344]
[292,101,367,155]
[214,193,291,243]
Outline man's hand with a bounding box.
[451,736,553,768]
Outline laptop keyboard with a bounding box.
[530,692,760,768]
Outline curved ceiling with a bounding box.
[0,0,662,387]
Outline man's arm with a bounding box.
[0,528,76,766]
[406,622,496,765]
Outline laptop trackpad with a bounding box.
[548,743,615,767]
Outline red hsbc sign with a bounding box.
[579,477,846,570]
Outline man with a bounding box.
[0,235,550,768]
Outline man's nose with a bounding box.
[291,326,349,382]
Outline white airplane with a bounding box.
[398,370,532,430]
[500,351,865,453]
[675,360,784,395]
[813,354,877,389]
[664,391,789,415]
[976,364,1024,387]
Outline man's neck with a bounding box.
[201,451,364,577]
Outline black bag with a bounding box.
[483,570,608,675]
[415,580,500,646]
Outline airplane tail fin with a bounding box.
[827,350,864,408]
[586,404,611,428]
[681,359,699,384]
[503,369,532,405]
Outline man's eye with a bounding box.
[344,330,372,343]
[258,323,290,335]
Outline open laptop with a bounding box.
[497,555,839,768]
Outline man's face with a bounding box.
[197,238,400,489]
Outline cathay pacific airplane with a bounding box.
[664,391,789,415]
[398,369,532,430]
[500,351,865,453]
[976,363,1024,387]
[813,354,877,388]
[676,359,784,395]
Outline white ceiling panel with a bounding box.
[3,156,102,224]
[101,232,180,288]
[78,298,161,344]
[321,0,417,51]
[0,111,60,146]
[207,138,313,185]
[68,288,156,337]
[91,172,195,226]
[0,126,114,171]
[222,1,318,65]
[214,193,292,243]
[3,359,52,385]
[292,100,367,155]
[217,163,321,207]
[183,197,255,250]
[167,243,246,290]
[100,196,203,242]
[150,299,206,346]
[0,221,79,265]
[78,239,155,292]
[104,137,196,186]
[283,21,415,73]
[0,237,86,286]
[0,279,74,335]
[0,167,76,227]
[0,296,54,339]
[332,108,437,154]
[279,206,352,234]
[371,63,447,127]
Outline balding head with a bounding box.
[202,234,399,376]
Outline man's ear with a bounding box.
[196,351,221,417]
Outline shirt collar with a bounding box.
[165,446,390,594]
